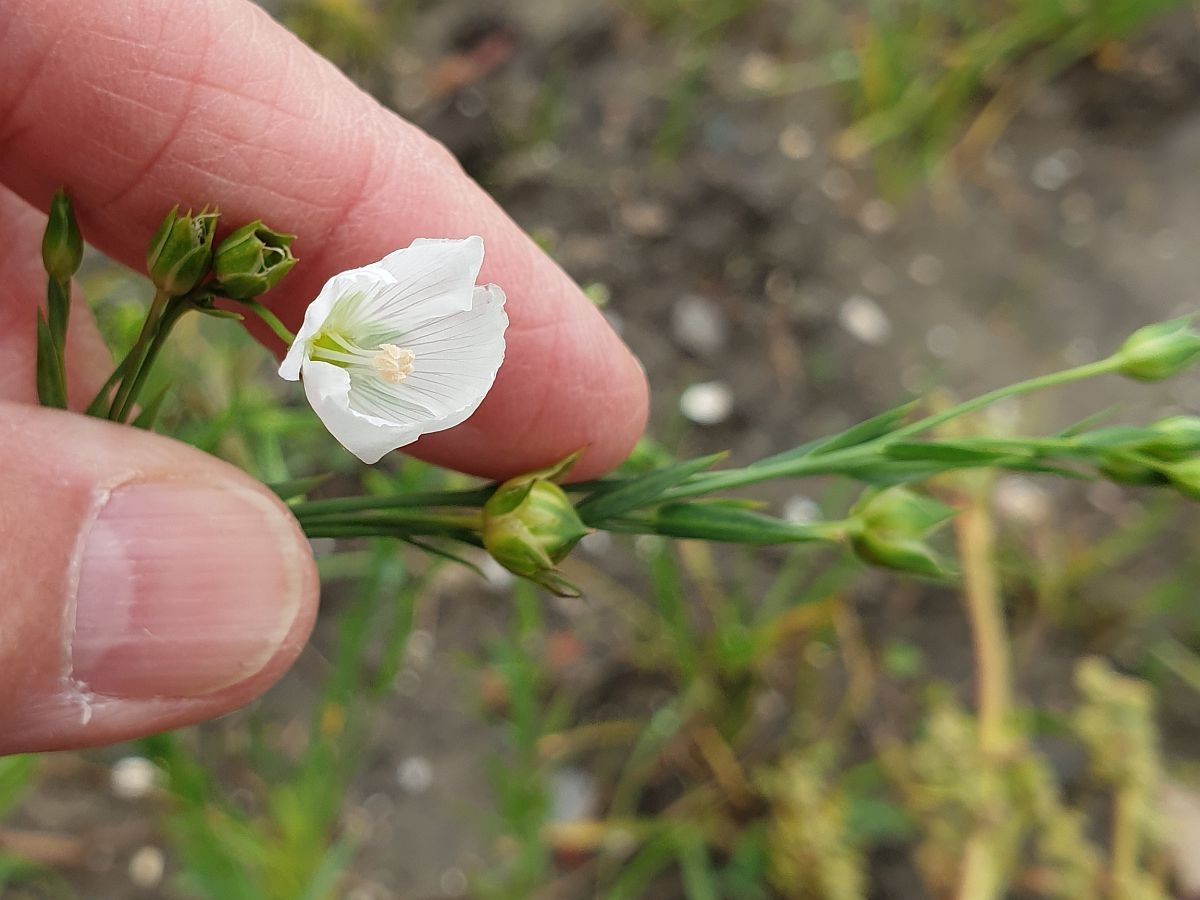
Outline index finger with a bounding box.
[0,0,648,480]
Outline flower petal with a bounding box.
[300,359,425,464]
[351,236,485,328]
[279,265,393,380]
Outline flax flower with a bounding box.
[279,237,507,463]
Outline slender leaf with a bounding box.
[269,473,333,502]
[646,503,842,544]
[576,452,727,523]
[35,310,67,408]
[131,383,172,430]
[46,277,69,354]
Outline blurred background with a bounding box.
[7,0,1200,897]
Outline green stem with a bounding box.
[107,288,169,420]
[291,488,497,519]
[660,356,1124,503]
[112,303,188,424]
[240,299,296,346]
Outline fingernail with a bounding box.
[71,481,307,698]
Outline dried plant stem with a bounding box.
[955,484,1013,900]
[1109,785,1138,898]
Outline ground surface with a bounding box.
[10,2,1200,898]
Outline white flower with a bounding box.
[279,236,507,464]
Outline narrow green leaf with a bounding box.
[46,277,69,355]
[885,440,1029,464]
[676,835,720,900]
[35,310,67,409]
[268,473,333,502]
[401,537,487,578]
[193,306,244,321]
[131,383,171,430]
[576,452,726,524]
[1069,426,1154,451]
[648,503,842,544]
[750,401,917,468]
[608,833,677,900]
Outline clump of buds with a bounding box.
[482,453,589,596]
[213,221,297,299]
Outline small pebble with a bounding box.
[925,323,959,358]
[838,295,891,346]
[671,294,728,357]
[550,768,597,822]
[994,476,1050,525]
[857,198,897,234]
[128,846,165,890]
[782,495,820,525]
[440,868,469,896]
[397,756,434,794]
[778,123,815,160]
[680,381,735,425]
[454,88,488,118]
[907,252,944,286]
[819,167,854,202]
[110,757,158,801]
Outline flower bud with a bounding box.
[1161,458,1200,501]
[1115,318,1200,382]
[42,188,83,282]
[1137,416,1200,461]
[213,221,298,299]
[483,455,589,594]
[848,487,955,578]
[1098,456,1168,488]
[146,206,218,295]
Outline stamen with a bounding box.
[373,343,415,384]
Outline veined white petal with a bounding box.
[300,360,426,464]
[352,236,485,328]
[279,265,393,380]
[281,238,507,465]
[345,283,507,428]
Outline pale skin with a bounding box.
[0,0,648,753]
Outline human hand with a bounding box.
[0,0,648,754]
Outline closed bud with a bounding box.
[1137,416,1200,461]
[1162,458,1200,501]
[1098,456,1168,487]
[848,487,955,578]
[213,221,297,299]
[146,206,218,295]
[41,188,83,281]
[1116,318,1200,382]
[482,454,589,595]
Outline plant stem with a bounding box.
[660,356,1123,503]
[292,488,497,520]
[240,299,296,346]
[107,288,169,420]
[112,303,188,424]
[954,480,1013,900]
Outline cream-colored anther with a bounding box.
[372,344,415,384]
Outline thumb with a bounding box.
[0,403,318,754]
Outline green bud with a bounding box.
[1137,416,1200,461]
[1098,456,1168,488]
[41,188,83,281]
[213,220,298,299]
[1161,458,1200,501]
[482,454,589,595]
[848,487,955,578]
[1115,318,1200,382]
[146,206,218,295]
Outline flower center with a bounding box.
[372,344,415,384]
[310,333,416,384]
